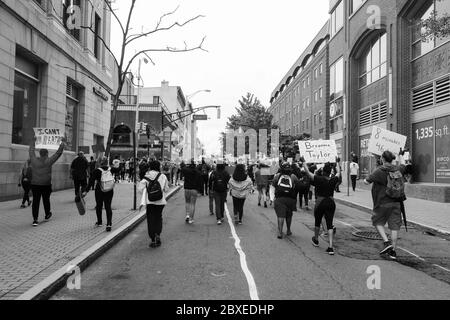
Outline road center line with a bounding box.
[224,204,260,300]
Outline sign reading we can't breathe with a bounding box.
[368,126,407,156]
[298,140,338,163]
[33,128,64,150]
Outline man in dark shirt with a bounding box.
[182,160,203,224]
[71,151,89,196]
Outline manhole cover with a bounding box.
[352,231,385,240]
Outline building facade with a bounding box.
[269,0,450,201]
[0,0,114,201]
[111,80,192,162]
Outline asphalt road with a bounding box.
[52,189,450,300]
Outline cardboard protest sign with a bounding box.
[368,126,407,156]
[33,128,64,150]
[298,140,338,163]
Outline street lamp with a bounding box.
[185,89,211,161]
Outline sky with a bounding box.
[111,0,330,156]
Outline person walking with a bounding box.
[333,160,342,193]
[293,162,311,211]
[70,151,89,197]
[364,151,410,260]
[139,160,170,248]
[303,160,341,255]
[350,160,360,192]
[88,156,96,190]
[120,159,126,181]
[181,160,202,224]
[125,159,130,182]
[211,162,231,225]
[139,158,149,181]
[272,163,299,239]
[18,159,32,208]
[29,136,66,226]
[254,163,269,208]
[112,156,121,183]
[207,165,216,215]
[172,162,180,186]
[87,157,115,232]
[229,164,253,225]
[200,158,211,196]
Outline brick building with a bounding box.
[269,0,450,202]
[0,0,114,201]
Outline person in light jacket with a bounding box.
[228,164,253,225]
[138,160,170,248]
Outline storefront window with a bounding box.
[435,115,450,183]
[359,134,374,178]
[12,56,39,146]
[65,81,80,151]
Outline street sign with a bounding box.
[193,114,208,121]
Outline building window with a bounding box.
[314,68,318,79]
[314,91,318,102]
[350,0,366,15]
[302,120,305,131]
[314,114,317,126]
[330,57,344,99]
[306,118,310,130]
[94,13,101,59]
[307,76,311,86]
[62,0,82,42]
[319,111,323,123]
[153,96,160,105]
[330,1,344,37]
[12,55,39,146]
[412,0,450,60]
[360,33,387,88]
[307,97,310,107]
[303,80,306,89]
[65,80,80,151]
[319,87,323,99]
[319,63,323,74]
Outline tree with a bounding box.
[422,0,450,40]
[226,93,276,131]
[58,0,207,157]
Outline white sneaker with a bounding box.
[217,220,222,225]
[188,219,195,225]
[185,215,190,223]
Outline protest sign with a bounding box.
[298,140,338,163]
[33,128,64,150]
[367,126,407,156]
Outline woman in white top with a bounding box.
[349,161,359,192]
[138,160,170,248]
[228,164,253,225]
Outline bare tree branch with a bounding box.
[104,0,126,35]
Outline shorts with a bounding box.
[314,197,336,229]
[274,197,296,219]
[372,202,402,231]
[257,184,267,192]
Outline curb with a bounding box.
[16,186,182,300]
[335,197,450,236]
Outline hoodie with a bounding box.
[138,170,170,205]
[366,164,406,209]
[29,142,64,186]
[229,177,253,199]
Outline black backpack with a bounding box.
[212,172,227,192]
[386,170,406,200]
[144,173,163,201]
[275,174,296,199]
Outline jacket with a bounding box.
[138,170,170,206]
[229,177,253,199]
[71,156,89,180]
[182,166,202,192]
[29,142,64,186]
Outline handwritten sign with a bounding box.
[33,128,64,150]
[368,126,407,156]
[298,140,338,163]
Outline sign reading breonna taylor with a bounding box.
[298,140,338,163]
[33,128,64,150]
[368,126,407,156]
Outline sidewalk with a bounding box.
[334,187,450,235]
[0,182,179,300]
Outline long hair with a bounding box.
[232,164,247,182]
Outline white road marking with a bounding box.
[397,247,426,261]
[224,204,260,300]
[432,264,450,273]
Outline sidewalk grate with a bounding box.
[352,231,384,240]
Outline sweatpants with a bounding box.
[31,185,52,221]
[146,204,165,241]
[95,190,114,226]
[214,191,228,220]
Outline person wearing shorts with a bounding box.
[272,163,299,239]
[255,164,269,208]
[364,150,407,260]
[302,160,340,255]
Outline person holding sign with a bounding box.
[29,135,66,227]
[302,158,341,256]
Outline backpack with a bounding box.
[275,174,295,199]
[99,168,115,192]
[144,173,163,202]
[386,170,405,200]
[212,172,227,192]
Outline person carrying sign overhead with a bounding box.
[29,135,66,227]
